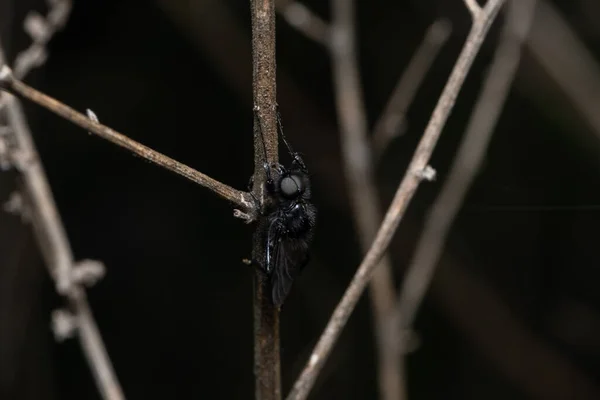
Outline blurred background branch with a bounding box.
[372,19,451,162]
[328,0,404,398]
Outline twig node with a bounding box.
[234,208,254,223]
[72,259,106,287]
[0,65,13,86]
[416,165,437,181]
[3,191,32,222]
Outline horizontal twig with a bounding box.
[0,66,253,213]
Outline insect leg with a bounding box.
[243,258,265,273]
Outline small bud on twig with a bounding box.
[51,309,77,341]
[3,191,32,222]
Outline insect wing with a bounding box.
[270,236,309,306]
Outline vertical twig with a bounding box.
[250,1,281,399]
[286,1,507,399]
[329,0,404,399]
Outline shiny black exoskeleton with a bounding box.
[255,110,316,307]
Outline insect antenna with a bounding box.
[276,105,307,171]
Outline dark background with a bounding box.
[2,0,600,399]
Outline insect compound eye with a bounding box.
[280,174,303,198]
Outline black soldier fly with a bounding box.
[251,108,317,307]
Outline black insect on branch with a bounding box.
[0,1,317,398]
[252,110,317,306]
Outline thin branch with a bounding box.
[0,67,253,212]
[2,93,72,294]
[395,0,537,347]
[0,57,125,400]
[13,0,72,79]
[4,97,124,400]
[0,3,124,397]
[526,1,600,138]
[286,1,507,399]
[65,287,125,400]
[276,0,330,47]
[372,19,452,161]
[329,0,404,399]
[250,1,281,399]
[464,0,482,17]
